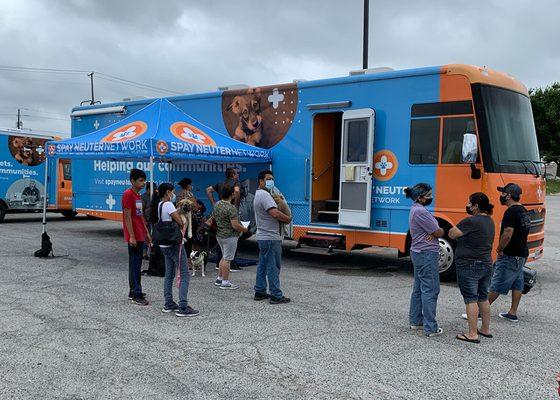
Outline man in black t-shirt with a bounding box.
[488,183,531,323]
[206,167,244,208]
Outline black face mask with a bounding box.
[466,206,474,215]
[499,195,508,205]
[423,198,433,206]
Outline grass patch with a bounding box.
[546,179,560,194]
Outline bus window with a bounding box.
[441,117,477,164]
[409,118,440,164]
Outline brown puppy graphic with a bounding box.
[226,90,265,147]
[16,146,34,165]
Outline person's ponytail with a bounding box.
[150,189,162,224]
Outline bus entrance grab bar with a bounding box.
[304,158,310,201]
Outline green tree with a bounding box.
[530,82,560,175]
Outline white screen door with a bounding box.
[338,109,375,227]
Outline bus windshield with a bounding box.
[475,85,540,174]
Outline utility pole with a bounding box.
[16,108,22,129]
[363,0,369,70]
[81,72,101,106]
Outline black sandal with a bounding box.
[456,334,480,344]
[477,330,493,338]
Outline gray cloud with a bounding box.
[0,0,558,135]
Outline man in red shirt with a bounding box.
[123,168,152,305]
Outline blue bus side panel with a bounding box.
[70,71,440,235]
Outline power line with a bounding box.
[21,114,69,121]
[0,64,182,95]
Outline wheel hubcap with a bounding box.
[438,238,454,273]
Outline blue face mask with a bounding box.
[170,193,177,203]
[265,180,275,191]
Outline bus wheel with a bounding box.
[438,236,456,281]
[61,210,78,219]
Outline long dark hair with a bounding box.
[150,182,174,223]
[469,192,494,215]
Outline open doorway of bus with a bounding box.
[58,159,76,218]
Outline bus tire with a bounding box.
[0,203,6,223]
[61,210,78,219]
[438,234,456,281]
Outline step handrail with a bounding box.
[312,162,333,182]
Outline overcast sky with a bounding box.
[0,0,558,136]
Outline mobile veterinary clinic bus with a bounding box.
[0,128,73,222]
[70,64,545,278]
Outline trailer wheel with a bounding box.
[0,204,6,223]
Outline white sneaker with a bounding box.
[426,327,444,337]
[461,313,482,320]
[409,324,423,330]
[220,283,239,290]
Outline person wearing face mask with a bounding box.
[150,182,199,317]
[404,183,445,337]
[486,183,531,323]
[449,193,495,344]
[253,170,292,304]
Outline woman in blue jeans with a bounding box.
[150,183,199,318]
[449,192,495,343]
[405,183,444,337]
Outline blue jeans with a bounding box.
[128,242,144,298]
[254,240,283,299]
[161,245,190,309]
[409,250,440,334]
[456,260,493,304]
[489,255,526,295]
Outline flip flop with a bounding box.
[456,334,480,344]
[477,330,493,338]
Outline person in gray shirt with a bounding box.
[253,170,292,304]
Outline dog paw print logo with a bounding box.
[373,150,398,181]
[170,122,216,147]
[101,121,148,143]
[156,140,169,156]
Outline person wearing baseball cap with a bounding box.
[487,183,531,322]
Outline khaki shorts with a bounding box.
[216,236,238,261]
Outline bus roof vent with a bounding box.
[122,96,149,102]
[349,67,394,76]
[218,84,250,91]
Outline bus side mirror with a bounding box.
[462,133,478,164]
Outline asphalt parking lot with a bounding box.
[1,198,559,400]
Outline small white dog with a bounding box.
[190,251,207,277]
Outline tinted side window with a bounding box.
[409,118,440,164]
[441,117,477,164]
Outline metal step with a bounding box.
[290,245,337,256]
[317,210,339,223]
[325,199,340,212]
[298,231,345,251]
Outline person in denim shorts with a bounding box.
[405,183,445,337]
[449,193,495,343]
[488,183,531,323]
